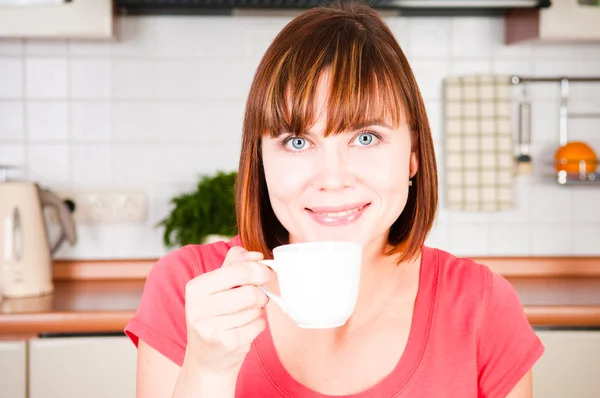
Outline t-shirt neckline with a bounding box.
[254,246,439,398]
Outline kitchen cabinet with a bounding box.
[506,0,600,44]
[0,340,27,398]
[28,335,137,398]
[2,331,600,398]
[0,0,113,39]
[533,330,600,398]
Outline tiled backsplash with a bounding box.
[0,15,599,259]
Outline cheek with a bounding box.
[262,153,310,205]
[366,167,409,206]
[354,146,411,194]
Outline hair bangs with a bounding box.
[322,37,408,137]
[260,21,408,140]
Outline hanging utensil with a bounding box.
[516,81,532,175]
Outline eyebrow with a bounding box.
[310,118,394,134]
[350,118,393,131]
[352,118,392,130]
[279,118,394,138]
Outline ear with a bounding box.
[409,151,419,178]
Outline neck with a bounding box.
[343,235,422,333]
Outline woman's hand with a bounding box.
[181,246,270,379]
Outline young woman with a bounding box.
[125,3,544,397]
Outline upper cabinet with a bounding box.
[0,0,114,40]
[506,0,600,44]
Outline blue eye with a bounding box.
[355,132,375,146]
[286,137,307,150]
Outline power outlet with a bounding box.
[112,191,147,222]
[52,190,148,224]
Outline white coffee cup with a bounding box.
[259,241,362,329]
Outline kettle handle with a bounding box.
[38,188,77,255]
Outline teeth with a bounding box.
[323,207,361,218]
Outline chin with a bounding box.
[308,229,365,244]
[301,220,378,246]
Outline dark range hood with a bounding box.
[114,0,551,16]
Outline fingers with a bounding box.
[235,316,266,346]
[217,317,267,353]
[196,309,266,353]
[206,285,269,316]
[222,246,264,267]
[217,308,265,331]
[189,261,270,297]
[187,247,269,297]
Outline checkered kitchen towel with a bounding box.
[443,75,515,212]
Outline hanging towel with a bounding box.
[443,75,515,212]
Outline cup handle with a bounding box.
[258,259,286,313]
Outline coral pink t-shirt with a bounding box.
[125,237,544,397]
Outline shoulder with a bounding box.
[424,248,544,396]
[429,246,495,300]
[424,246,522,327]
[148,235,242,284]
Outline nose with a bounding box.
[314,145,354,191]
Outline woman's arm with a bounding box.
[136,339,237,398]
[506,370,533,398]
[136,340,180,397]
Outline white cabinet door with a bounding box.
[0,340,26,398]
[0,0,113,39]
[533,330,600,398]
[29,335,137,398]
[540,0,600,40]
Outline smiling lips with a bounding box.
[305,202,371,226]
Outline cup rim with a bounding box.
[272,240,362,254]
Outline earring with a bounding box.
[408,180,413,187]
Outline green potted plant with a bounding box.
[158,171,238,248]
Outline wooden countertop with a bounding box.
[1,276,599,335]
[0,280,143,336]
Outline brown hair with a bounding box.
[236,1,438,263]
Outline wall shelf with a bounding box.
[511,76,600,187]
[557,170,599,187]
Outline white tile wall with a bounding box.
[24,40,68,56]
[27,102,69,142]
[71,102,111,142]
[71,144,112,188]
[408,17,451,58]
[0,58,23,98]
[0,102,24,141]
[488,225,532,256]
[25,58,68,99]
[410,60,450,100]
[0,39,23,56]
[532,225,572,256]
[70,59,111,99]
[27,144,70,186]
[450,59,492,76]
[0,15,599,259]
[451,18,495,58]
[0,145,26,180]
[571,226,600,255]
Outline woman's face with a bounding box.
[261,74,417,249]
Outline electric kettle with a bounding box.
[0,170,77,298]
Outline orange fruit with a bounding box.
[554,141,598,174]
